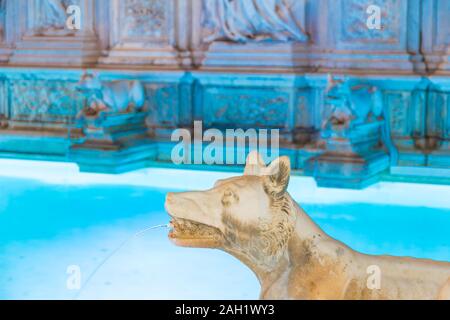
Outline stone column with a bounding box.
[0,0,13,62]
[421,0,450,73]
[0,72,7,128]
[427,78,450,167]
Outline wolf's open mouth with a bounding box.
[168,217,222,248]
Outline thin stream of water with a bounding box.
[73,223,170,300]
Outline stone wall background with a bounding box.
[0,0,448,186]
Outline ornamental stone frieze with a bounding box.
[0,0,443,73]
[0,0,447,187]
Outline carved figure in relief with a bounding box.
[76,73,146,117]
[165,151,450,299]
[321,76,385,135]
[321,77,358,132]
[32,0,76,36]
[202,0,308,43]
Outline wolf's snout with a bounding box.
[165,192,196,216]
[165,191,214,227]
[165,192,176,212]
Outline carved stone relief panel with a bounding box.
[28,0,80,36]
[427,89,449,140]
[146,83,179,128]
[385,91,411,138]
[20,0,98,38]
[9,0,99,66]
[337,0,407,50]
[379,90,425,165]
[201,0,308,44]
[115,0,171,43]
[9,80,84,124]
[202,86,291,129]
[101,0,177,65]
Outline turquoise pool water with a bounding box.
[0,160,449,299]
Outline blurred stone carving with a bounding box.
[202,0,308,43]
[32,0,79,36]
[305,76,390,188]
[0,0,5,40]
[122,0,166,38]
[341,0,399,43]
[146,84,178,127]
[418,82,450,167]
[71,74,151,174]
[203,88,289,128]
[321,78,358,133]
[10,80,83,123]
[99,0,177,66]
[0,114,7,128]
[76,73,146,117]
[321,76,385,137]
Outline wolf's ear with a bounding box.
[263,156,291,197]
[244,150,266,176]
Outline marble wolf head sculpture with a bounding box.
[165,151,450,300]
[165,151,296,270]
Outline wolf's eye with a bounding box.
[221,188,239,206]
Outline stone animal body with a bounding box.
[165,151,450,300]
[77,74,145,115]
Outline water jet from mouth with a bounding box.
[73,223,170,299]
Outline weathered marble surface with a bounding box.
[304,77,390,188]
[31,0,79,36]
[0,0,444,70]
[201,0,308,43]
[0,0,447,187]
[165,153,450,299]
